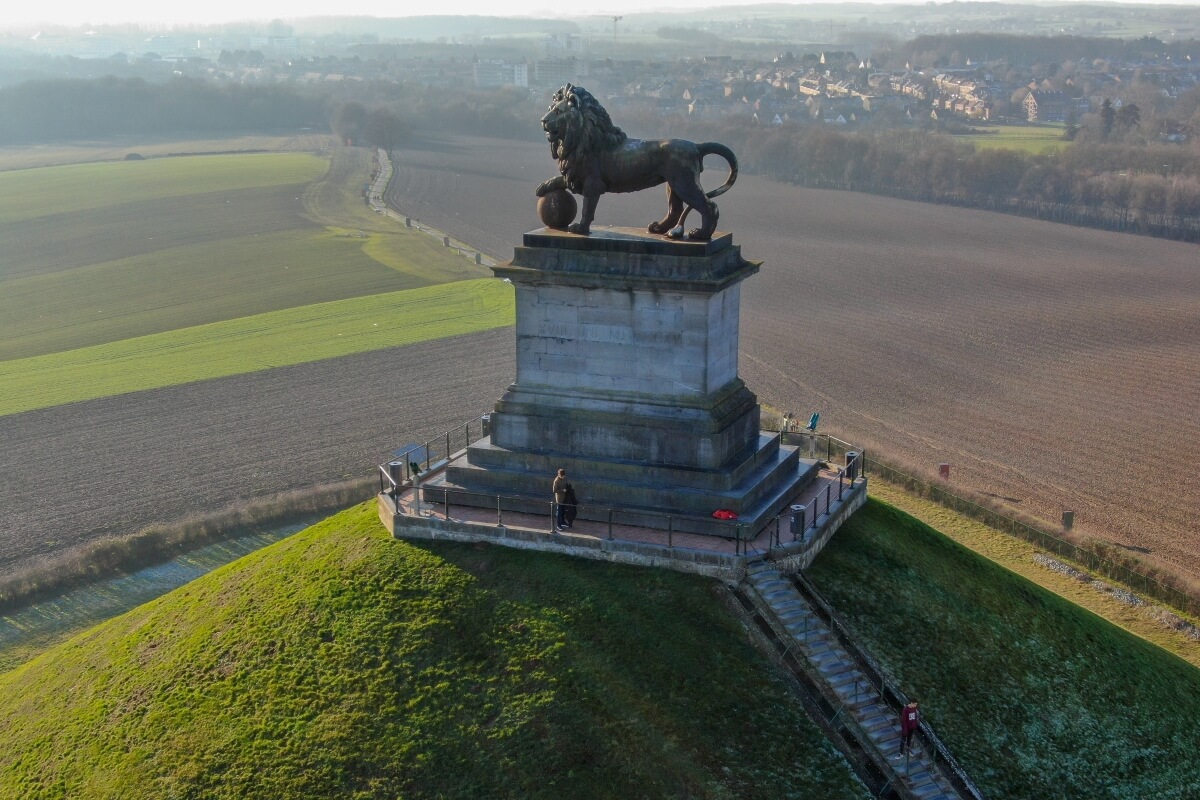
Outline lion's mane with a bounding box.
[550,86,628,194]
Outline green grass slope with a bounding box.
[0,154,327,225]
[0,278,513,418]
[809,499,1200,800]
[0,149,489,362]
[0,503,866,800]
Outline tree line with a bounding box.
[0,76,327,143]
[893,33,1197,69]
[756,128,1200,239]
[649,114,1200,241]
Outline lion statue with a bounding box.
[534,84,738,241]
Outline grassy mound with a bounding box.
[0,504,865,800]
[809,499,1200,800]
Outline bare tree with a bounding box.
[365,108,409,159]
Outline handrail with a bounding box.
[379,416,867,561]
[863,454,1197,617]
[791,571,987,800]
[731,585,920,800]
[387,481,750,544]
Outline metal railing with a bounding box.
[378,414,492,493]
[790,571,987,800]
[864,456,1200,618]
[378,418,867,562]
[744,451,865,555]
[386,482,755,555]
[732,585,922,800]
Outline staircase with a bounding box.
[744,561,979,800]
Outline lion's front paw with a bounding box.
[535,182,553,197]
[685,228,712,241]
[568,222,591,235]
[648,221,667,234]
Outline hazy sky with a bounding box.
[8,0,768,28]
[7,0,1186,28]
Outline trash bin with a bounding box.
[387,460,404,491]
[481,414,491,437]
[790,504,807,537]
[845,451,859,481]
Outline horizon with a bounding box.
[4,0,1194,32]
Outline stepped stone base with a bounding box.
[437,434,821,537]
[445,225,802,537]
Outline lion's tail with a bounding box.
[699,142,738,199]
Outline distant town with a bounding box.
[3,5,1198,138]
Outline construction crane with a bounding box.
[612,15,623,42]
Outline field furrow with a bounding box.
[390,134,1200,578]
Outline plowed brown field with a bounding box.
[0,331,511,576]
[389,135,1200,579]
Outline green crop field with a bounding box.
[809,499,1200,799]
[0,278,513,418]
[0,503,867,800]
[0,147,499,383]
[959,125,1071,155]
[0,153,326,224]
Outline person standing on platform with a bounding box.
[564,481,578,528]
[553,468,570,531]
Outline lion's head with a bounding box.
[541,84,628,191]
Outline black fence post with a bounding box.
[444,489,451,521]
[668,517,673,548]
[496,495,502,527]
[607,508,613,540]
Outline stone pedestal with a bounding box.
[436,226,816,536]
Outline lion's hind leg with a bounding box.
[671,179,718,241]
[648,184,685,235]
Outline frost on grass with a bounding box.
[1033,554,1200,641]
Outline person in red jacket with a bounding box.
[899,699,920,757]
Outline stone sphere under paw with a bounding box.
[537,189,578,230]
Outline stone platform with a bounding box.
[440,226,814,537]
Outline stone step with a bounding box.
[761,588,799,604]
[911,780,950,800]
[862,715,898,735]
[820,657,859,676]
[787,629,829,647]
[796,637,834,655]
[738,574,970,800]
[815,654,856,675]
[781,616,821,634]
[777,605,816,622]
